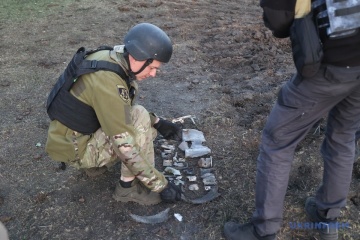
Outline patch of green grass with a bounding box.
[0,0,74,22]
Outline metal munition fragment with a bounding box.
[172,115,196,124]
[174,213,183,222]
[173,162,188,170]
[129,208,170,224]
[185,146,211,158]
[186,175,197,181]
[163,159,172,167]
[202,175,217,185]
[189,184,199,191]
[164,167,181,176]
[176,157,186,162]
[178,141,189,151]
[161,144,175,151]
[201,173,217,186]
[174,179,185,185]
[183,168,195,175]
[198,157,212,168]
[201,172,215,179]
[161,152,172,159]
[200,168,214,175]
[181,186,221,204]
[182,129,206,142]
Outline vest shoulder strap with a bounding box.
[77,59,129,86]
[46,46,130,134]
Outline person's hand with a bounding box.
[160,181,182,203]
[153,118,182,140]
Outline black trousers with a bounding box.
[251,64,360,236]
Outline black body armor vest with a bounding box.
[312,0,360,40]
[46,46,129,135]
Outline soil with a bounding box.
[0,0,359,239]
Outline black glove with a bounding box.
[153,118,182,140]
[160,182,182,203]
[262,12,290,38]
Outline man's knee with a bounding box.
[131,105,149,119]
[131,105,152,128]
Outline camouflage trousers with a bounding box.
[70,105,157,178]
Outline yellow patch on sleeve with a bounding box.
[117,85,130,103]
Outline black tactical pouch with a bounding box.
[290,12,324,78]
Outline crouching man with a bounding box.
[45,23,182,205]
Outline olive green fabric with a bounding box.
[46,49,134,162]
[45,48,167,192]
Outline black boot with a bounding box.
[224,222,276,240]
[305,197,339,240]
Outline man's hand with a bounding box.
[160,181,182,203]
[153,118,182,140]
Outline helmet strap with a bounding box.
[123,50,153,78]
[123,50,136,80]
[132,58,153,75]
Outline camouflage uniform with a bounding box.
[46,47,167,192]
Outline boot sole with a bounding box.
[84,167,107,177]
[112,194,161,206]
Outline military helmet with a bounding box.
[124,23,173,63]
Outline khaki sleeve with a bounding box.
[79,71,167,191]
[111,133,168,192]
[149,112,158,126]
[83,71,135,137]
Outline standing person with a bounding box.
[45,23,182,205]
[224,0,360,239]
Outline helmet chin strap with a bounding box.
[132,58,153,75]
[123,50,153,79]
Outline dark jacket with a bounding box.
[260,0,360,66]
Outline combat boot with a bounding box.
[84,166,107,177]
[305,197,339,240]
[224,222,276,240]
[112,179,161,205]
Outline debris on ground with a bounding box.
[129,208,170,224]
[158,116,221,204]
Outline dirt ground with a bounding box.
[0,0,359,239]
